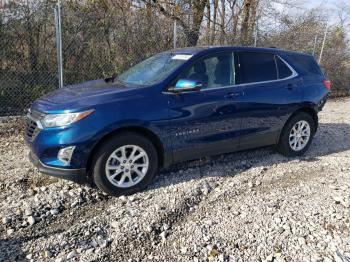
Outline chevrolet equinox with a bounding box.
[25,47,330,195]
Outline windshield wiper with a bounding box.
[104,75,126,87]
[104,74,117,83]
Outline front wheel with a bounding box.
[92,133,158,196]
[277,112,316,157]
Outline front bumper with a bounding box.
[29,151,87,184]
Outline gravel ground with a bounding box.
[0,98,350,262]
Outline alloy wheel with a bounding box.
[289,120,311,151]
[105,145,149,188]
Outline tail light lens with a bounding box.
[323,80,331,90]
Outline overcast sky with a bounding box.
[280,0,349,26]
[305,0,338,8]
[302,0,347,20]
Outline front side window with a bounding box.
[178,52,234,89]
[117,53,190,86]
[236,52,277,84]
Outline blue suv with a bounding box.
[25,47,330,195]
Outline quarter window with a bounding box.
[236,52,277,84]
[286,54,323,76]
[275,56,293,79]
[178,52,234,89]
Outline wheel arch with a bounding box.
[277,106,319,143]
[292,107,318,131]
[86,126,166,176]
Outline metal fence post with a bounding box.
[173,0,178,49]
[254,19,258,47]
[312,35,318,56]
[173,19,177,49]
[318,24,328,65]
[54,0,63,88]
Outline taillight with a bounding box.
[323,80,331,90]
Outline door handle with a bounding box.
[285,84,297,90]
[224,92,241,99]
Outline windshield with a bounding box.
[117,53,192,86]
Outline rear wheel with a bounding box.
[92,133,158,196]
[277,112,316,157]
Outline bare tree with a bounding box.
[219,0,226,44]
[211,0,218,44]
[142,0,208,46]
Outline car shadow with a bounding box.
[149,122,350,190]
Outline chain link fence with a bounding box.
[0,2,58,116]
[0,1,176,116]
[1,1,349,116]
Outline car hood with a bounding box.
[32,79,144,113]
[41,79,133,104]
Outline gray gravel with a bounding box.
[0,98,350,261]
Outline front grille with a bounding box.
[25,110,43,141]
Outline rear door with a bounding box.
[235,51,302,150]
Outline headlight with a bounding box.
[41,109,94,128]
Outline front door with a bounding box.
[166,52,244,162]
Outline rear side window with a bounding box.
[286,54,323,76]
[236,52,277,84]
[275,56,293,79]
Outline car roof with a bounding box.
[171,46,309,57]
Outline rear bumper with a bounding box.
[29,151,87,184]
[317,93,328,111]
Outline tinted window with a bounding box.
[286,54,323,76]
[276,56,293,79]
[179,52,234,89]
[237,52,277,84]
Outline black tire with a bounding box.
[92,132,158,196]
[277,112,316,157]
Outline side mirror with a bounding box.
[168,79,202,93]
